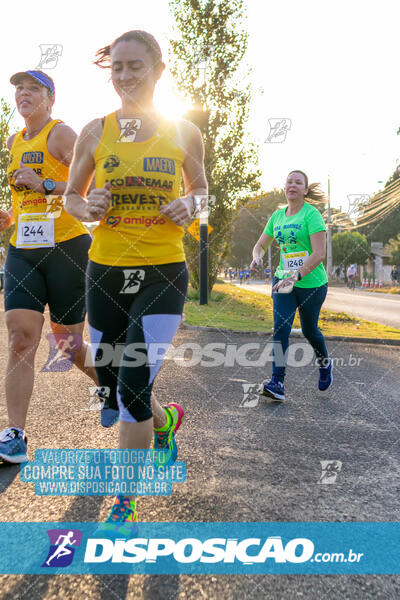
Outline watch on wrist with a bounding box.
[295,269,302,281]
[43,178,56,195]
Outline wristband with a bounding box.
[192,196,201,217]
[295,270,302,281]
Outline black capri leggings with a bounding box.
[86,260,189,423]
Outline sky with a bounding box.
[1,0,399,213]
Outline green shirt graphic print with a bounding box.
[264,202,328,288]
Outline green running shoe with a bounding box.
[94,495,138,540]
[153,403,184,467]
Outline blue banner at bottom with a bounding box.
[0,522,398,574]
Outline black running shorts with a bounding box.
[4,234,91,325]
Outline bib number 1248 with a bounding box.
[287,257,304,268]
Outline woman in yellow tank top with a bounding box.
[65,30,208,536]
[0,70,97,465]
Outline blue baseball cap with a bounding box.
[10,70,55,95]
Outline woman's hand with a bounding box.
[12,161,44,192]
[0,209,13,231]
[250,256,263,271]
[159,196,192,226]
[272,274,297,293]
[86,182,112,221]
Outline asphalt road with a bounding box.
[0,303,399,599]
[236,281,400,329]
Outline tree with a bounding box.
[387,233,400,264]
[169,0,261,290]
[228,189,285,268]
[332,231,370,269]
[0,98,15,251]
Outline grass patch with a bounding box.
[364,287,400,295]
[184,283,400,339]
[185,283,274,331]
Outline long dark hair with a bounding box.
[94,30,163,69]
[288,170,326,204]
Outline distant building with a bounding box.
[366,242,392,283]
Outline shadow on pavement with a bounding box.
[142,575,180,599]
[2,496,106,600]
[0,462,20,493]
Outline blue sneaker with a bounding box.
[0,427,28,463]
[318,359,333,391]
[262,377,285,402]
[99,390,119,428]
[101,407,119,428]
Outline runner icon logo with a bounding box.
[240,383,263,407]
[42,529,82,568]
[86,386,111,411]
[37,44,63,69]
[346,194,369,221]
[319,460,342,484]
[117,118,142,142]
[41,334,82,372]
[265,118,291,143]
[45,195,63,219]
[120,269,145,294]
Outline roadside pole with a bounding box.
[199,203,209,305]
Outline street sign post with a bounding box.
[187,203,213,306]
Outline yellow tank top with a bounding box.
[7,119,88,247]
[90,112,186,266]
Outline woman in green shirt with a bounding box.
[250,170,332,401]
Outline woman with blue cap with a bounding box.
[0,69,96,464]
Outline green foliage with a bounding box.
[186,285,224,301]
[0,98,15,249]
[228,189,286,268]
[332,231,370,268]
[169,0,261,291]
[387,233,400,264]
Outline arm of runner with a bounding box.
[0,207,14,231]
[2,136,16,229]
[65,119,110,222]
[12,125,77,195]
[250,232,273,270]
[297,230,326,279]
[12,161,67,195]
[47,123,77,167]
[6,133,16,150]
[160,120,207,226]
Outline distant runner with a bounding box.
[250,170,332,401]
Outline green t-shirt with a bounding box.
[264,202,328,288]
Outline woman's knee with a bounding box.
[8,327,41,355]
[301,324,322,344]
[6,313,43,355]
